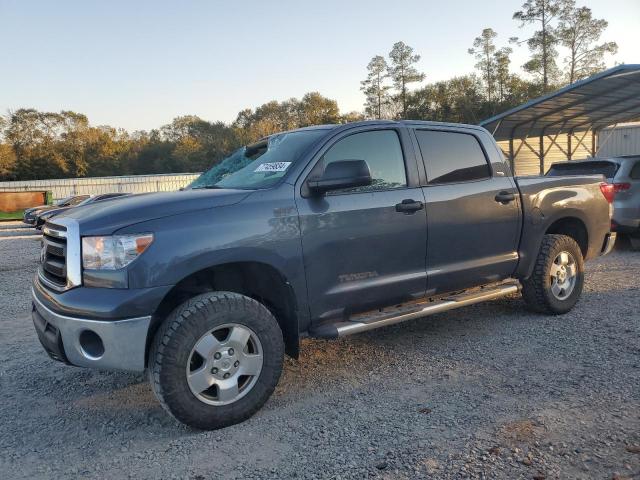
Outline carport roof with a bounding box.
[481,64,640,141]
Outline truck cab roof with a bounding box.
[283,119,489,136]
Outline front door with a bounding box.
[413,128,521,295]
[296,128,428,322]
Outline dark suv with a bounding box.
[23,195,89,226]
[33,193,130,228]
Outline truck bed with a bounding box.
[514,174,612,278]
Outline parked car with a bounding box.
[547,155,640,249]
[23,195,90,225]
[31,120,615,430]
[33,193,130,228]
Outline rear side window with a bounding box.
[630,161,640,180]
[320,130,407,192]
[546,161,619,179]
[415,130,491,184]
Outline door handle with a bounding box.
[495,191,516,204]
[395,199,424,213]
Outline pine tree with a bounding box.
[388,42,425,118]
[468,29,499,103]
[513,0,565,91]
[360,56,391,119]
[558,5,617,83]
[494,47,513,102]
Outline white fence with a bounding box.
[0,173,201,200]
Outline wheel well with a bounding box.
[545,217,588,257]
[148,262,299,360]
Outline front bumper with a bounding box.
[32,288,151,371]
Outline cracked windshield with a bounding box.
[188,129,327,190]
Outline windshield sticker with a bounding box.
[254,162,292,173]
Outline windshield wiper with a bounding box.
[191,185,225,190]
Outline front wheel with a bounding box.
[149,292,284,430]
[521,234,585,315]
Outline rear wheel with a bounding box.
[522,234,584,315]
[149,292,284,430]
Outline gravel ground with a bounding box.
[0,226,639,479]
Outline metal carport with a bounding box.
[480,64,640,175]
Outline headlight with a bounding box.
[82,234,153,270]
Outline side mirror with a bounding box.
[307,159,372,194]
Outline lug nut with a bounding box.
[211,367,218,374]
[228,348,234,355]
[234,361,239,367]
[214,352,221,360]
[223,373,230,379]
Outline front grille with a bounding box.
[40,223,68,290]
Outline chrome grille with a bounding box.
[39,223,68,291]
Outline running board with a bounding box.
[309,282,520,339]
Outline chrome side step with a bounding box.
[310,282,520,339]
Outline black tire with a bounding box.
[521,234,585,315]
[148,292,284,430]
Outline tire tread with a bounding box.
[148,291,284,430]
[521,234,584,315]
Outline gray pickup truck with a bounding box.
[32,120,615,429]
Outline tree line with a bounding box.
[0,94,359,181]
[0,0,618,182]
[361,0,617,121]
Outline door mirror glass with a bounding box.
[307,159,372,194]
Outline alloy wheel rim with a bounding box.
[186,323,263,406]
[549,251,577,300]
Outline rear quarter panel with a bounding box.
[516,175,610,279]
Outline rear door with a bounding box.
[295,126,428,322]
[412,128,521,295]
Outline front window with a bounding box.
[64,195,90,206]
[188,129,328,190]
[319,130,407,192]
[54,196,73,206]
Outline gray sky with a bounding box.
[1,0,637,131]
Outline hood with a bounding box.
[54,189,252,234]
[25,205,47,213]
[40,205,71,219]
[32,206,57,215]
